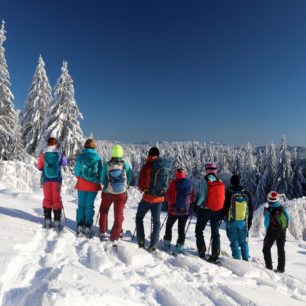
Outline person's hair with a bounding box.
[148,146,160,157]
[84,139,97,149]
[47,137,58,146]
[177,168,185,173]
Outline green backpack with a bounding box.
[267,206,289,230]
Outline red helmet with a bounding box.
[205,162,217,174]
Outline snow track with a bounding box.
[0,189,306,305]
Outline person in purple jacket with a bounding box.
[37,137,68,230]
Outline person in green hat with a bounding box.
[98,144,133,245]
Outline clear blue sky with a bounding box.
[2,0,306,146]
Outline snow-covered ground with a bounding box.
[0,163,306,306]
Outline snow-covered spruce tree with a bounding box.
[20,55,51,155]
[38,61,84,164]
[273,136,293,198]
[291,148,305,198]
[0,21,23,160]
[240,143,257,196]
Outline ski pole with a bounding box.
[95,211,100,227]
[62,208,67,223]
[131,227,136,241]
[160,214,168,231]
[207,237,212,256]
[185,213,193,236]
[151,215,153,238]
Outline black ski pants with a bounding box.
[163,214,189,245]
[263,228,286,272]
[195,208,223,256]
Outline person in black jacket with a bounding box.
[223,174,254,261]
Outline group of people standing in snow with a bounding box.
[37,137,290,273]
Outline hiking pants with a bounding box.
[42,182,63,210]
[99,192,127,242]
[226,220,249,261]
[263,228,286,272]
[77,191,98,227]
[164,214,189,245]
[195,208,223,256]
[136,201,163,246]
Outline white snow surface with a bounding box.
[0,161,306,306]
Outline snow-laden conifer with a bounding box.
[0,21,22,160]
[241,143,257,196]
[273,136,293,198]
[291,148,305,198]
[37,61,84,163]
[21,55,51,155]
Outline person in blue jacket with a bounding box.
[263,191,290,273]
[74,139,102,237]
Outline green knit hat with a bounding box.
[111,144,124,158]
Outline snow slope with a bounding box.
[0,163,306,305]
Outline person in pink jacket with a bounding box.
[37,137,68,230]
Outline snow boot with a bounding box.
[274,269,284,274]
[175,243,184,254]
[138,240,145,248]
[85,226,94,239]
[99,232,108,242]
[198,247,206,259]
[43,219,52,229]
[76,225,85,236]
[112,240,118,251]
[207,255,219,264]
[163,240,171,252]
[54,220,61,233]
[43,208,52,228]
[147,244,157,253]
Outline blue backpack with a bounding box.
[107,160,128,194]
[44,152,60,179]
[148,158,171,197]
[81,154,99,182]
[175,178,192,215]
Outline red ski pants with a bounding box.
[99,192,127,242]
[42,182,63,210]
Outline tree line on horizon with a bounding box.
[0,21,305,208]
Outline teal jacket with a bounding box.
[74,148,103,184]
[101,158,133,193]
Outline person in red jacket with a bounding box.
[37,137,68,230]
[163,168,194,254]
[136,147,165,252]
[195,163,225,263]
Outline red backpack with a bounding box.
[205,180,225,211]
